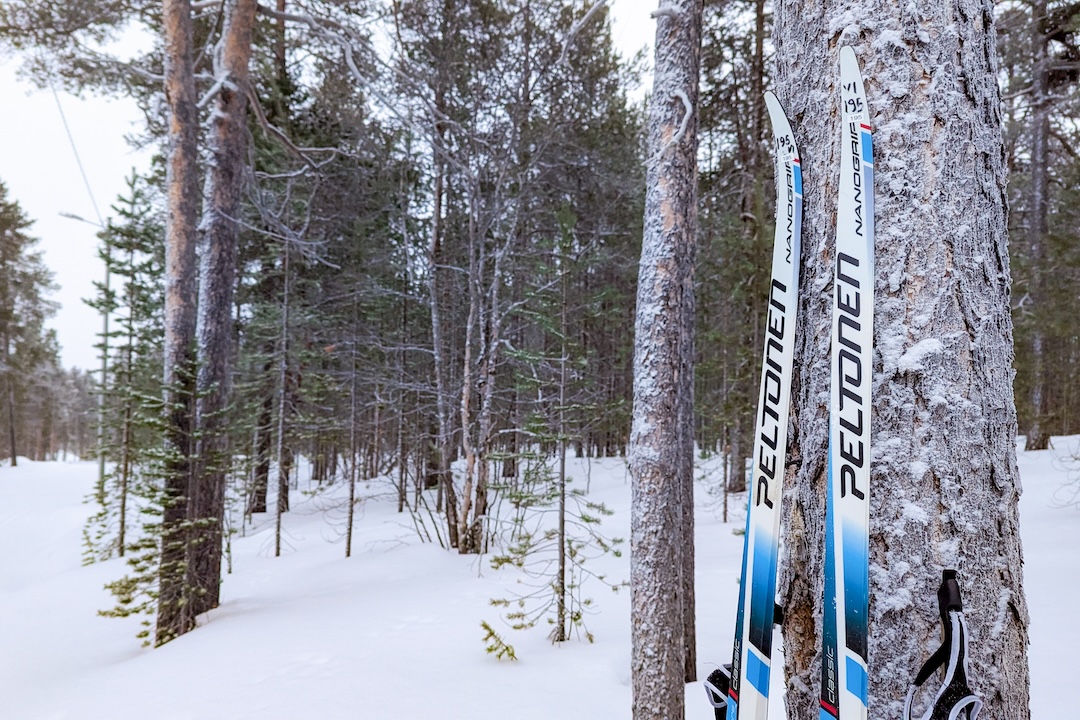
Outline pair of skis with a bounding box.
[704,47,874,720]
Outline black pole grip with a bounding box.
[938,569,963,622]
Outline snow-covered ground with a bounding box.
[1,439,1075,718]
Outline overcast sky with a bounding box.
[0,2,654,372]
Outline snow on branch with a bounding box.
[558,0,610,66]
[196,75,232,110]
[670,88,692,146]
[650,7,681,21]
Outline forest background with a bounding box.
[0,0,1073,703]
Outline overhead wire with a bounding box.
[50,83,106,229]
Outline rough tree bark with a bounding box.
[629,1,702,717]
[157,0,200,646]
[774,3,1030,718]
[191,0,257,617]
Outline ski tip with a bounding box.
[839,45,857,65]
[763,90,782,118]
[763,91,795,141]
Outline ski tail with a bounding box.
[903,571,983,720]
[709,91,802,720]
[822,46,874,720]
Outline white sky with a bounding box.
[0,1,655,372]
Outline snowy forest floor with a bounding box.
[1,439,1075,718]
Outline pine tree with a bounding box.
[0,180,59,466]
[84,173,165,564]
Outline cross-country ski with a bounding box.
[820,45,875,720]
[704,90,802,720]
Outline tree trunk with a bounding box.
[156,0,200,647]
[426,85,459,548]
[248,255,278,516]
[248,368,274,515]
[4,337,16,466]
[1025,0,1050,451]
[773,4,1031,718]
[96,238,110,497]
[629,2,702,718]
[679,145,697,685]
[346,307,358,558]
[275,243,292,557]
[190,0,257,618]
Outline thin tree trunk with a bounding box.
[96,238,110,499]
[1026,0,1050,451]
[157,0,200,647]
[248,371,274,515]
[556,240,568,644]
[4,337,16,466]
[346,305,358,558]
[274,243,291,558]
[427,91,459,548]
[397,357,408,513]
[773,4,1030,718]
[629,2,702,717]
[118,251,136,557]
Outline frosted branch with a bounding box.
[670,89,692,146]
[650,7,681,21]
[196,76,227,110]
[558,0,610,66]
[191,0,221,10]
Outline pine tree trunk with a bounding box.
[157,0,200,647]
[629,2,702,717]
[189,0,257,617]
[248,256,278,517]
[248,373,274,515]
[4,337,16,466]
[773,4,1030,718]
[680,195,697,684]
[1025,0,1050,452]
[275,243,292,557]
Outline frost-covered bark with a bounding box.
[774,2,1030,718]
[192,0,257,616]
[157,0,200,646]
[629,1,702,717]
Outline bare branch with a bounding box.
[244,86,330,169]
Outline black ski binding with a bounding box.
[704,664,733,719]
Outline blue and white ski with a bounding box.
[705,91,802,720]
[820,46,874,720]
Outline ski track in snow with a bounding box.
[0,440,1073,718]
